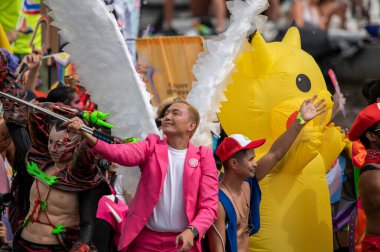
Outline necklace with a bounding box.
[241,187,249,211]
[222,182,250,224]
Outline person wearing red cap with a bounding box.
[348,103,380,252]
[208,95,326,252]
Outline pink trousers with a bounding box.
[128,227,199,252]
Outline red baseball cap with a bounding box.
[216,134,266,163]
[348,103,380,141]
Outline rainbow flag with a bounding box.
[29,15,49,52]
[56,63,76,85]
[52,52,70,67]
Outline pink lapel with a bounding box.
[155,138,169,187]
[183,142,200,208]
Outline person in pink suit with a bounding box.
[65,98,219,252]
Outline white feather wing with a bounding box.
[45,0,159,139]
[187,0,268,147]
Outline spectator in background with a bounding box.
[191,0,227,34]
[155,0,227,35]
[16,52,42,99]
[0,0,42,58]
[320,0,347,29]
[362,79,380,105]
[292,0,326,29]
[163,0,178,35]
[292,0,347,30]
[46,86,84,110]
[113,0,141,63]
[266,0,283,20]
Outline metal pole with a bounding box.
[0,91,117,143]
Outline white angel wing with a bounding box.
[45,0,159,140]
[187,0,268,147]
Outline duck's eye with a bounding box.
[296,74,311,92]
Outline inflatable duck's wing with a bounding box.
[318,124,348,172]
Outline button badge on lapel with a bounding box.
[188,158,199,168]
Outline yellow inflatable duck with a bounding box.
[218,27,347,252]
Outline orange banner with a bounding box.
[136,36,204,105]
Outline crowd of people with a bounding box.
[0,52,379,252]
[0,0,380,252]
[151,0,378,37]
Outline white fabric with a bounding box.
[45,0,160,140]
[229,134,252,147]
[114,175,128,205]
[146,146,188,232]
[187,0,268,147]
[115,166,141,203]
[326,159,342,197]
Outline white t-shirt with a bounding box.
[146,146,189,232]
[113,175,128,205]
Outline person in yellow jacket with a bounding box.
[0,0,41,57]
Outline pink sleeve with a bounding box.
[90,134,158,169]
[189,147,219,238]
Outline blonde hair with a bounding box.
[156,97,177,119]
[157,97,200,134]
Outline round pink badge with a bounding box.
[188,158,199,168]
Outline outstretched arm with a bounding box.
[256,95,326,181]
[65,117,98,147]
[21,53,42,92]
[65,117,151,168]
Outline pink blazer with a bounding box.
[91,134,219,252]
